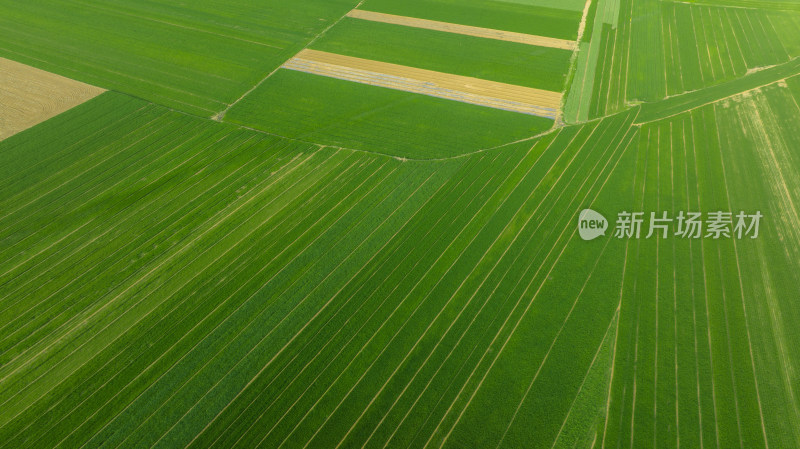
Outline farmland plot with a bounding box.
[0,90,642,448]
[587,0,800,118]
[0,57,104,140]
[602,83,800,449]
[225,0,576,157]
[0,0,360,116]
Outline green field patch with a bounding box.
[360,0,582,40]
[224,70,554,159]
[311,18,572,92]
[0,0,360,116]
[497,0,586,13]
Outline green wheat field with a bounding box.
[1,0,800,447]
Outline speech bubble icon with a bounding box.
[578,209,608,241]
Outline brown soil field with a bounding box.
[0,57,105,140]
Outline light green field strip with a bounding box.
[564,0,619,123]
[346,9,577,50]
[282,49,562,118]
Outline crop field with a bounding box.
[0,57,104,140]
[0,0,361,116]
[584,0,800,117]
[4,0,800,448]
[224,0,580,157]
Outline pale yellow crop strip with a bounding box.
[287,58,560,107]
[295,49,562,107]
[281,49,562,118]
[346,9,576,51]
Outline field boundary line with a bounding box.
[551,311,618,449]
[214,1,365,120]
[336,138,564,449]
[0,149,319,408]
[0,138,296,444]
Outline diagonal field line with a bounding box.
[497,236,615,448]
[0,127,253,323]
[73,156,385,447]
[277,153,532,449]
[0,111,167,225]
[440,131,638,449]
[681,116,706,449]
[215,0,365,119]
[210,153,499,449]
[434,116,639,448]
[209,154,496,449]
[551,299,620,448]
[623,125,653,449]
[0,119,214,308]
[0,145,315,427]
[422,121,624,449]
[87,156,407,447]
[0,124,234,340]
[493,128,639,449]
[49,152,382,448]
[254,156,513,448]
[0,148,320,405]
[51,149,353,446]
[690,112,722,449]
[145,168,436,449]
[333,136,569,449]
[364,138,571,449]
[0,138,302,444]
[714,101,770,449]
[372,125,623,449]
[597,114,643,449]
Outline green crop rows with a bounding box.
[3,0,800,447]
